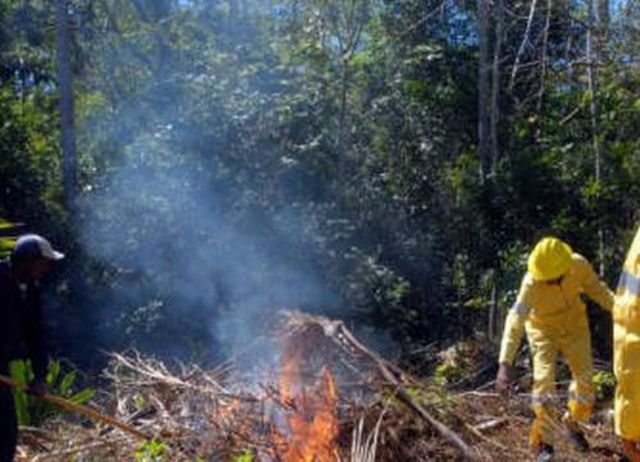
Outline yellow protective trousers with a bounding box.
[527,324,595,448]
[614,227,640,442]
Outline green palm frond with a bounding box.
[0,219,23,258]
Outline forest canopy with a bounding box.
[1,0,638,367]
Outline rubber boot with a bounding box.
[535,443,554,462]
[562,413,590,452]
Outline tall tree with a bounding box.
[490,0,504,175]
[586,0,605,274]
[55,0,76,211]
[598,0,609,29]
[477,0,491,182]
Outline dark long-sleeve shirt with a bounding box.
[0,259,47,380]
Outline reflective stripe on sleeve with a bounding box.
[511,302,530,315]
[568,391,595,404]
[618,270,640,297]
[531,394,556,406]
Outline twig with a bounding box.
[473,417,509,432]
[464,422,528,456]
[510,0,540,90]
[401,1,446,36]
[559,104,584,126]
[31,435,133,461]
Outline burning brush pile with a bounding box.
[17,312,623,461]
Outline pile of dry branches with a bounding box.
[16,312,624,461]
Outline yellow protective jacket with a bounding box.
[500,253,614,365]
[614,228,640,440]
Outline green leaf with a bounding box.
[231,452,254,462]
[46,360,61,386]
[59,371,77,396]
[9,360,31,426]
[69,388,96,405]
[0,238,16,257]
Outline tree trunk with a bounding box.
[596,0,609,63]
[510,0,539,90]
[55,0,76,212]
[337,58,349,180]
[490,0,503,177]
[586,0,604,275]
[598,0,609,30]
[477,0,491,182]
[537,0,552,108]
[489,282,497,342]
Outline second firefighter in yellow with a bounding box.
[613,227,640,461]
[496,237,614,461]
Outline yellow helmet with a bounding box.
[527,237,573,281]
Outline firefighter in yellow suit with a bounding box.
[496,237,614,461]
[614,228,640,462]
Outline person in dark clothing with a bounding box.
[0,234,64,462]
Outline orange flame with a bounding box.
[275,344,340,462]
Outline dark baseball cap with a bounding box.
[12,234,65,261]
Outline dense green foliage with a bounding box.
[1,0,639,366]
[9,359,95,425]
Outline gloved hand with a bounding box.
[496,362,516,394]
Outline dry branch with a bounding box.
[13,311,620,461]
[330,320,476,460]
[0,375,151,440]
